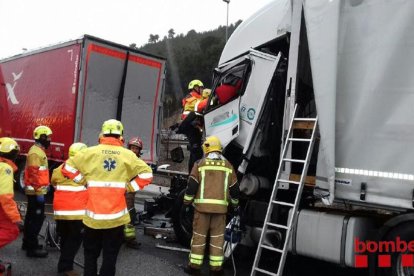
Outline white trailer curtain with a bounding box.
[304,0,414,206]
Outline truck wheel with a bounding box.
[14,159,26,193]
[376,222,414,276]
[172,189,193,247]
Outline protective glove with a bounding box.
[36,195,45,203]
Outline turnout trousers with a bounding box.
[189,210,226,271]
[23,195,45,250]
[83,225,124,276]
[56,220,83,272]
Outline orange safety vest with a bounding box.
[0,157,21,223]
[61,137,153,229]
[182,91,203,120]
[51,164,88,220]
[24,144,49,195]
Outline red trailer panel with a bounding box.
[0,44,81,161]
[0,67,12,137]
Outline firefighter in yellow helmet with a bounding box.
[123,136,144,250]
[0,138,22,251]
[52,142,88,276]
[22,125,52,258]
[183,136,240,276]
[61,119,153,276]
[181,79,204,120]
[177,80,206,173]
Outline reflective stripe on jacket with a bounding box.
[0,158,21,223]
[24,144,49,195]
[190,157,238,214]
[61,137,153,229]
[181,91,202,119]
[51,164,88,220]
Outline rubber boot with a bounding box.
[126,239,141,249]
[183,265,201,276]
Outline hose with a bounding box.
[44,220,84,269]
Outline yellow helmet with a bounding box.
[69,142,87,158]
[33,125,52,139]
[202,88,211,99]
[0,137,20,154]
[101,119,124,136]
[188,79,204,90]
[202,136,222,154]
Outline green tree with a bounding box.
[141,21,242,121]
[168,28,175,39]
[148,34,160,43]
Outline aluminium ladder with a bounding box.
[251,104,318,276]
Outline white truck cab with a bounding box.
[199,0,414,275]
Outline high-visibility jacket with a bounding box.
[24,144,49,195]
[61,137,153,229]
[51,164,88,220]
[181,91,203,119]
[184,154,239,214]
[0,157,21,223]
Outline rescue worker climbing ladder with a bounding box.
[61,119,153,276]
[183,136,240,276]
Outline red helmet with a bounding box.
[128,137,143,149]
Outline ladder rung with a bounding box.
[261,244,283,253]
[277,179,300,185]
[254,267,278,276]
[293,118,317,122]
[283,158,305,163]
[267,222,288,230]
[272,200,295,207]
[288,138,311,142]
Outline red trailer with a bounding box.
[0,35,166,189]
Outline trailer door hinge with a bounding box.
[360,182,367,201]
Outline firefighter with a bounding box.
[123,136,144,249]
[176,80,208,173]
[61,119,153,276]
[183,136,240,276]
[181,79,204,120]
[52,142,88,276]
[0,138,22,250]
[22,125,52,258]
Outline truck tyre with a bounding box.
[172,189,193,247]
[376,222,414,276]
[14,159,26,193]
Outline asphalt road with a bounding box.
[0,191,370,276]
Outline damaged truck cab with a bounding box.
[172,0,414,275]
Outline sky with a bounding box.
[0,0,274,59]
